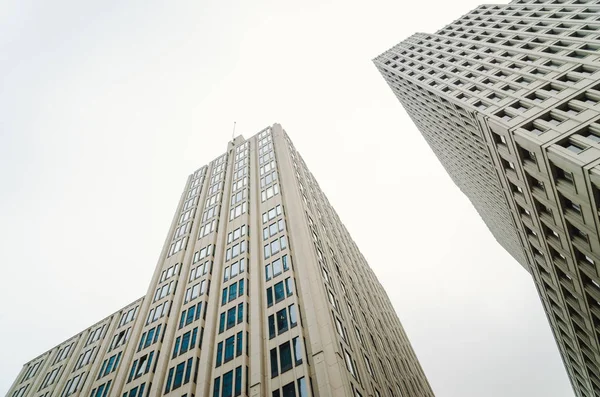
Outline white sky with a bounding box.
[0,1,574,396]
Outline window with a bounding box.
[279,342,293,373]
[344,350,357,378]
[224,336,235,363]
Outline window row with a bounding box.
[233,166,248,180]
[137,324,161,352]
[261,184,280,202]
[260,151,275,165]
[229,202,248,221]
[212,365,244,397]
[53,342,74,365]
[227,225,247,244]
[190,260,212,282]
[184,279,208,303]
[264,236,288,259]
[119,306,138,328]
[260,170,278,188]
[266,277,294,307]
[89,380,112,397]
[226,240,247,262]
[39,366,61,390]
[271,377,309,397]
[97,351,121,379]
[199,219,218,238]
[127,351,154,382]
[261,160,276,176]
[259,142,273,156]
[109,327,130,351]
[153,280,176,302]
[218,303,246,333]
[232,176,248,192]
[224,258,246,282]
[122,382,147,397]
[86,324,105,347]
[222,279,246,306]
[270,337,304,378]
[193,244,214,263]
[172,327,201,359]
[263,205,283,224]
[165,357,196,393]
[146,301,170,325]
[21,360,42,383]
[265,255,291,281]
[61,373,85,397]
[75,346,96,369]
[203,205,220,222]
[263,219,285,240]
[179,301,204,329]
[168,237,187,257]
[216,331,245,366]
[160,263,180,283]
[268,304,298,339]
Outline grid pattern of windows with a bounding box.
[8,126,432,397]
[374,2,600,396]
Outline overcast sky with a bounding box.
[0,1,575,396]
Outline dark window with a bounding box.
[276,309,288,334]
[270,348,279,378]
[225,336,235,363]
[279,342,293,373]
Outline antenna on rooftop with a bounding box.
[232,121,237,140]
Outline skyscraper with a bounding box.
[7,125,433,397]
[374,1,600,396]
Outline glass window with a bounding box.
[227,308,236,329]
[219,313,226,333]
[235,366,242,396]
[297,378,308,397]
[229,282,238,302]
[285,278,294,296]
[274,282,285,303]
[270,348,279,377]
[267,287,274,307]
[293,337,303,365]
[282,382,296,397]
[276,308,288,334]
[216,342,223,367]
[289,304,298,327]
[236,332,243,357]
[268,315,276,339]
[173,362,185,389]
[279,342,293,373]
[222,370,233,397]
[225,336,235,362]
[237,303,244,324]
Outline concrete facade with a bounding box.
[374,2,600,396]
[7,125,433,397]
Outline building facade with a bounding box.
[374,1,600,396]
[7,125,433,397]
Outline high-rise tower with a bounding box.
[374,2,600,396]
[7,125,433,397]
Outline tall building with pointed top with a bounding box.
[374,1,600,396]
[7,125,434,397]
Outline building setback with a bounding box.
[374,1,600,396]
[7,125,434,397]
